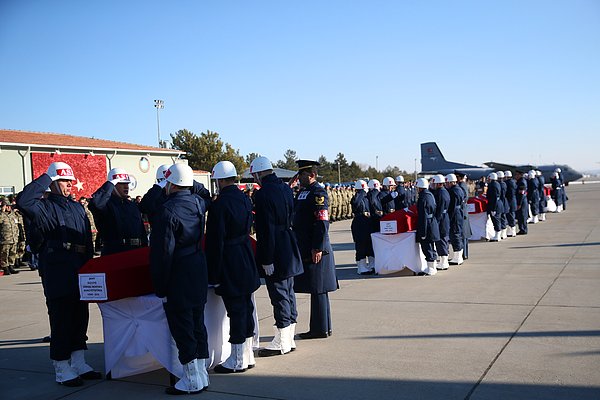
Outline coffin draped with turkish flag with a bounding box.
[467,196,488,214]
[78,237,258,302]
[380,205,418,233]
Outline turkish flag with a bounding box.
[31,152,107,198]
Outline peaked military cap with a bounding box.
[296,159,321,171]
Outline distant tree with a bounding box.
[245,152,261,165]
[171,129,247,174]
[276,149,298,170]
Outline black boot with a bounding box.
[8,266,19,274]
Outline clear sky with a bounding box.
[1,0,599,173]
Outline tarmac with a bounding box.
[1,183,599,400]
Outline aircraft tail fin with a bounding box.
[420,142,474,172]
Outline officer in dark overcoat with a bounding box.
[351,179,374,275]
[415,178,439,275]
[496,171,509,239]
[431,175,450,270]
[206,161,260,373]
[455,172,472,259]
[550,172,564,211]
[292,160,337,339]
[515,170,529,234]
[149,163,210,394]
[250,156,303,357]
[446,174,465,265]
[504,171,518,237]
[89,167,147,255]
[537,170,547,221]
[16,162,99,387]
[393,176,408,210]
[527,170,540,223]
[487,172,504,241]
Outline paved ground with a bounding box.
[1,184,600,400]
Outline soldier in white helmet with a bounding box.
[150,163,210,394]
[16,162,99,386]
[89,167,148,255]
[415,178,439,275]
[487,172,504,241]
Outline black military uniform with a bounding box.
[253,171,303,355]
[206,184,260,350]
[140,181,211,227]
[293,160,337,338]
[351,188,373,268]
[416,186,440,264]
[16,172,97,385]
[150,190,209,371]
[89,181,147,255]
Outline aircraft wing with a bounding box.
[484,161,535,172]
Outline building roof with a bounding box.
[0,129,182,154]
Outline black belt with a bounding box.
[122,238,142,246]
[46,241,87,254]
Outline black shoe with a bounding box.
[58,377,83,387]
[358,270,375,276]
[80,370,102,380]
[297,331,328,340]
[42,335,51,343]
[213,364,246,374]
[517,231,527,235]
[258,348,284,357]
[7,266,19,274]
[328,330,332,336]
[165,386,204,395]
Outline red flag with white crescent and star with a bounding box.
[31,152,107,198]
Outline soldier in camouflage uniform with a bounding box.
[0,199,20,275]
[14,208,27,267]
[340,186,348,220]
[330,186,339,222]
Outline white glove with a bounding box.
[161,297,167,303]
[390,191,398,199]
[158,180,168,189]
[491,211,496,216]
[403,207,409,212]
[262,264,275,276]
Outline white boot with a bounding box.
[557,205,562,213]
[533,215,539,224]
[258,325,286,357]
[53,360,81,386]
[356,258,372,275]
[449,250,464,265]
[70,350,95,376]
[540,213,546,221]
[290,323,297,351]
[280,325,293,354]
[173,359,207,393]
[501,228,507,240]
[367,256,376,272]
[243,337,255,368]
[425,261,437,276]
[490,231,501,242]
[437,255,449,270]
[215,343,246,373]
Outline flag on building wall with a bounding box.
[31,152,107,198]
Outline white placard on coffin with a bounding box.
[380,220,398,234]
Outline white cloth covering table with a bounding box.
[468,212,494,241]
[97,290,259,379]
[370,231,427,275]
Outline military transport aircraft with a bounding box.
[420,142,583,184]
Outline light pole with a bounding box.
[154,99,164,147]
[376,155,379,171]
[337,161,341,184]
[414,158,418,181]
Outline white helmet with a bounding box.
[166,163,194,187]
[487,172,498,181]
[552,172,559,178]
[504,170,512,178]
[528,171,536,179]
[416,178,429,189]
[382,177,395,186]
[107,167,131,183]
[367,179,381,190]
[496,171,505,179]
[395,175,405,183]
[249,156,273,174]
[432,174,446,184]
[536,170,542,176]
[156,164,171,183]
[354,179,368,190]
[555,167,561,173]
[446,173,457,183]
[211,161,237,180]
[47,162,75,181]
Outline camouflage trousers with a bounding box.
[0,243,16,268]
